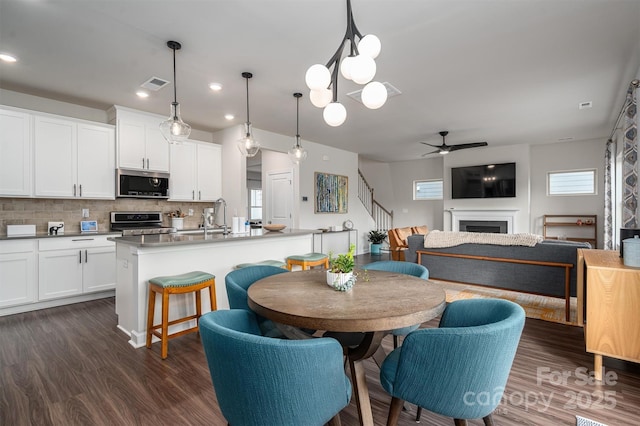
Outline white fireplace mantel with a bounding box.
[448,209,519,233]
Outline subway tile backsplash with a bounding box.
[0,198,216,234]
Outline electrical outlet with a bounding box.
[82,208,90,218]
[188,209,194,216]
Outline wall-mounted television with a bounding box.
[451,162,516,199]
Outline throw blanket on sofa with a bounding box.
[423,230,543,248]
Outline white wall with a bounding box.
[529,138,604,247]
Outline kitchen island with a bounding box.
[112,228,318,348]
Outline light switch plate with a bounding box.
[47,221,64,235]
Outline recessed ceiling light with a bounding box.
[224,114,235,120]
[136,91,149,98]
[0,53,18,63]
[209,83,223,91]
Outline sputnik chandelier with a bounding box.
[305,0,387,127]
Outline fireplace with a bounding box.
[459,220,508,234]
[449,209,518,234]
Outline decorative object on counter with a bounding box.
[232,216,247,234]
[305,0,385,127]
[6,224,36,237]
[327,244,356,291]
[367,229,387,255]
[623,235,640,267]
[315,172,348,213]
[159,40,191,144]
[167,210,186,231]
[237,72,260,157]
[288,92,308,164]
[81,220,98,233]
[343,219,354,230]
[48,221,64,235]
[263,224,286,232]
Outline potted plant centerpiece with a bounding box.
[327,243,356,291]
[367,230,387,255]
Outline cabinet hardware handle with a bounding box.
[146,158,150,169]
[73,184,77,196]
[72,238,94,241]
[85,249,88,263]
[79,184,82,197]
[142,158,145,168]
[192,190,195,200]
[199,190,201,200]
[79,250,82,264]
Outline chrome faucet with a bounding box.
[215,198,229,235]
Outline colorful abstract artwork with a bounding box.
[315,172,348,213]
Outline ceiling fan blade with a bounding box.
[421,150,442,157]
[447,142,488,152]
[419,142,441,148]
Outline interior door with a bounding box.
[266,170,293,229]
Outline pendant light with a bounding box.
[159,40,191,144]
[237,72,260,157]
[305,0,385,127]
[288,92,308,164]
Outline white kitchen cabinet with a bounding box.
[0,107,32,197]
[109,106,170,172]
[34,114,114,199]
[170,140,221,201]
[38,236,115,301]
[0,240,37,308]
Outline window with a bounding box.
[414,179,443,200]
[547,169,596,196]
[249,189,262,220]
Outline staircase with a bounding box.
[358,169,393,231]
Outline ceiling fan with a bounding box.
[420,131,488,156]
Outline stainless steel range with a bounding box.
[110,211,175,236]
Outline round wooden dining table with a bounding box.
[248,268,446,426]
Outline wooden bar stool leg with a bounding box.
[208,281,217,311]
[195,288,202,320]
[146,287,156,349]
[161,289,170,359]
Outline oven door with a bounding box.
[117,169,170,198]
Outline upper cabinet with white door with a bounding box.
[170,140,222,201]
[34,114,115,199]
[0,106,32,197]
[108,105,170,172]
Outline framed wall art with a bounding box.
[315,172,348,213]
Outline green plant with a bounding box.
[328,243,356,273]
[367,230,387,244]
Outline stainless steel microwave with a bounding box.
[116,169,170,199]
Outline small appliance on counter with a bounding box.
[6,224,36,237]
[48,221,64,235]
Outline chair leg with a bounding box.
[387,397,404,426]
[483,414,495,426]
[161,289,170,359]
[146,287,156,349]
[327,413,342,426]
[415,407,422,422]
[453,419,468,426]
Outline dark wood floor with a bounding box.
[1,255,639,425]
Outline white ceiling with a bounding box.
[1,0,639,162]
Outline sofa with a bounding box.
[406,233,591,321]
[388,226,428,261]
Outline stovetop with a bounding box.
[110,211,175,236]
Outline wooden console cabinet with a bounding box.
[577,249,640,380]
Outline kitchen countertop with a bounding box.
[0,230,121,241]
[110,228,320,247]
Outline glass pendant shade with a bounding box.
[160,102,191,143]
[350,55,376,85]
[310,88,332,108]
[237,123,260,157]
[358,34,381,59]
[305,64,331,90]
[288,136,308,164]
[361,81,388,109]
[323,102,347,127]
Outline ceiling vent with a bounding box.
[347,82,402,104]
[578,101,593,110]
[140,76,170,91]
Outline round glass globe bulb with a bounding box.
[323,102,347,127]
[340,56,355,80]
[361,81,388,109]
[309,88,332,108]
[358,34,381,59]
[350,55,376,85]
[288,145,308,164]
[305,64,331,90]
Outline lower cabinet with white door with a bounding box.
[38,236,116,301]
[0,239,37,309]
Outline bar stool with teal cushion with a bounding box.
[235,260,287,269]
[286,252,329,270]
[146,271,216,359]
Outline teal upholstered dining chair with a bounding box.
[225,265,289,337]
[379,298,525,425]
[363,260,430,348]
[199,309,352,426]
